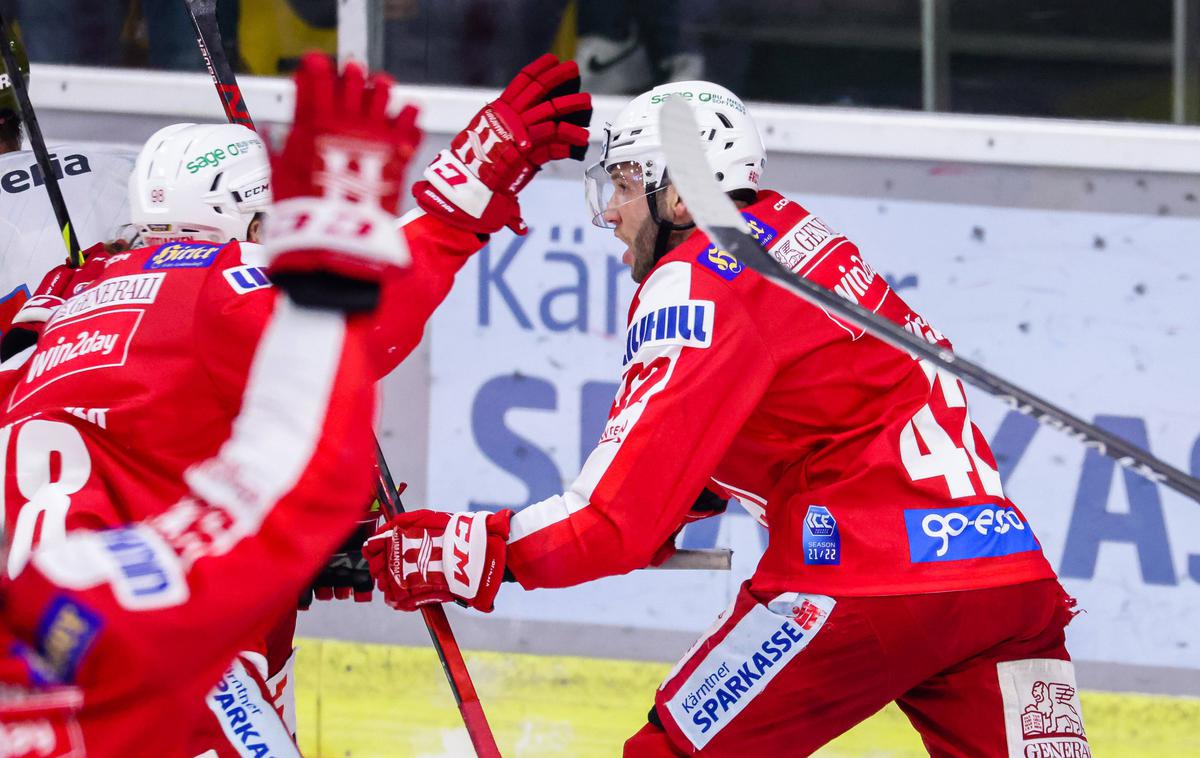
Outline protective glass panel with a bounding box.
[3,0,335,75]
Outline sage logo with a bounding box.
[904,504,1040,563]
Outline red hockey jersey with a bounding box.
[0,212,480,579]
[507,190,1055,596]
[0,290,380,757]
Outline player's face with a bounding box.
[600,164,662,282]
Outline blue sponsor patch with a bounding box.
[223,264,272,294]
[697,245,743,280]
[100,527,178,601]
[36,597,102,682]
[623,300,714,365]
[741,212,777,246]
[143,241,222,270]
[802,505,840,565]
[904,504,1040,563]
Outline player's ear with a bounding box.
[666,185,693,226]
[247,213,264,243]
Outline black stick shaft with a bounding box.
[0,12,82,267]
[182,0,254,129]
[712,224,1200,504]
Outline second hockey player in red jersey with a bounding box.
[0,50,591,757]
[367,82,1090,757]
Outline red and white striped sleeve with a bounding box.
[505,261,776,589]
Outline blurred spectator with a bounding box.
[239,0,335,74]
[575,0,704,95]
[10,0,127,66]
[384,0,568,87]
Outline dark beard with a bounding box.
[629,214,660,283]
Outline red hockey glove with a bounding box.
[267,53,423,311]
[363,509,511,612]
[0,243,110,361]
[412,53,591,235]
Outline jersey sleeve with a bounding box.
[0,294,378,704]
[364,210,483,376]
[506,261,776,589]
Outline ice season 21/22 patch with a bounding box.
[802,505,840,565]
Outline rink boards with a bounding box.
[291,637,1200,757]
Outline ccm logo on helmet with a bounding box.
[185,138,264,175]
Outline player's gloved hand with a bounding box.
[412,53,591,235]
[648,488,730,567]
[298,513,379,609]
[266,53,422,313]
[0,243,110,361]
[363,509,512,612]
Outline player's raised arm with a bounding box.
[0,55,420,753]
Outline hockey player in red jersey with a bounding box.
[366,82,1090,757]
[0,50,591,757]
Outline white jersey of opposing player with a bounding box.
[0,143,137,317]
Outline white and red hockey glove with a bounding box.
[412,53,591,236]
[267,53,422,312]
[363,509,512,612]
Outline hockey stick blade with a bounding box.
[658,97,1200,504]
[657,548,732,571]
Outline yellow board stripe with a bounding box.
[294,637,1200,757]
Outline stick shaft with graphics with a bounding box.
[0,11,82,267]
[182,0,254,129]
[657,96,1200,505]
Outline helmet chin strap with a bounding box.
[646,178,695,266]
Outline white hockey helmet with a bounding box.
[129,123,272,247]
[585,81,765,228]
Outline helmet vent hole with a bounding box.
[716,113,733,128]
[715,172,725,181]
[209,173,222,192]
[724,141,734,150]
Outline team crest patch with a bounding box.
[742,212,777,246]
[697,245,743,281]
[143,242,223,270]
[36,597,103,682]
[998,659,1090,757]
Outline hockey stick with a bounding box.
[657,97,1200,505]
[0,12,82,267]
[182,0,254,129]
[181,5,502,755]
[374,443,503,758]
